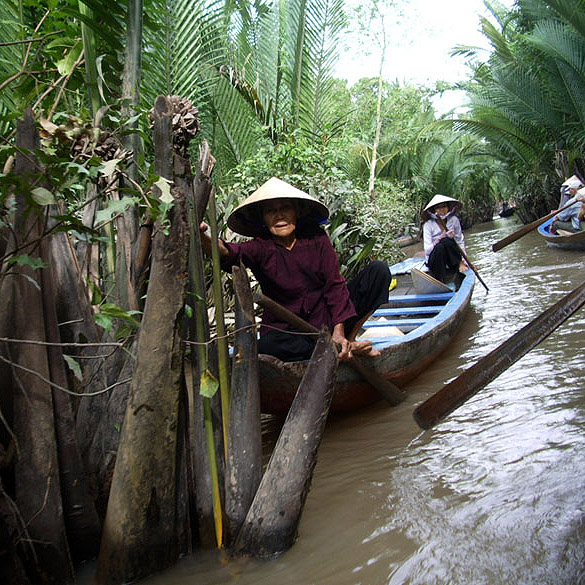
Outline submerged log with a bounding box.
[95,96,189,585]
[232,330,337,557]
[224,264,262,546]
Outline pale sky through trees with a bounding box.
[335,0,514,115]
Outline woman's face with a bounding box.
[262,198,298,240]
[434,203,449,218]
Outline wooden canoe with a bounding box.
[537,217,585,251]
[258,257,475,414]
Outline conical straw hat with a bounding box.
[562,175,583,189]
[423,193,461,212]
[227,177,329,237]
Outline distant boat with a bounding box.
[537,217,585,251]
[498,203,516,218]
[258,257,475,414]
[394,228,421,248]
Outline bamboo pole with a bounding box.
[208,188,231,459]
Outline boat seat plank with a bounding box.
[387,292,454,303]
[364,317,431,328]
[373,306,444,317]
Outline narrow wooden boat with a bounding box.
[537,217,585,251]
[498,207,516,218]
[258,257,475,414]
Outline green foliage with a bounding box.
[94,302,141,338]
[461,0,585,217]
[221,132,415,274]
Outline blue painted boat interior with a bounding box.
[365,257,475,350]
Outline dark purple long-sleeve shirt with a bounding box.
[221,230,357,336]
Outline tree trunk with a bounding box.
[85,342,135,519]
[0,108,74,584]
[41,244,101,561]
[95,96,189,585]
[0,479,34,585]
[224,264,262,546]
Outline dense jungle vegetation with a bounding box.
[2,1,585,584]
[2,0,585,276]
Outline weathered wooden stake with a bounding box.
[232,331,337,557]
[224,264,262,545]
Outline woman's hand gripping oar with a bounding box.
[413,279,585,429]
[254,293,407,406]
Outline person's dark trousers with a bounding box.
[258,260,392,361]
[344,260,392,336]
[427,238,461,282]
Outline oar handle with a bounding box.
[492,200,577,252]
[458,246,489,292]
[253,293,407,406]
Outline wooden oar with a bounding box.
[492,200,577,252]
[254,293,407,406]
[436,216,489,293]
[413,279,585,430]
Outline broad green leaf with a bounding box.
[154,176,173,203]
[55,41,82,76]
[63,355,83,381]
[94,312,113,332]
[95,196,138,224]
[200,369,219,398]
[6,255,48,270]
[98,158,122,178]
[31,187,56,205]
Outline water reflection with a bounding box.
[134,218,585,585]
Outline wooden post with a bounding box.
[224,264,262,545]
[232,331,337,557]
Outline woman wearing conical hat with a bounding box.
[422,194,467,284]
[200,177,391,362]
[559,175,583,207]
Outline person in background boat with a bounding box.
[551,187,585,233]
[199,177,392,363]
[422,194,468,284]
[559,175,584,207]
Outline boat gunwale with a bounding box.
[537,217,585,249]
[369,267,475,350]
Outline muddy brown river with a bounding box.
[82,217,585,585]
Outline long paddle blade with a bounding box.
[492,200,577,252]
[413,279,585,430]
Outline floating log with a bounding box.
[232,330,337,557]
